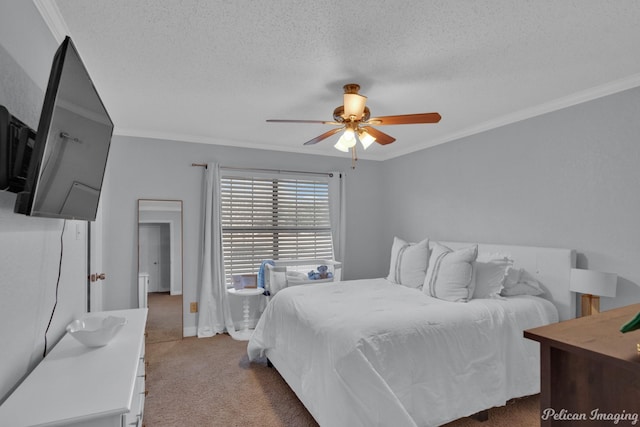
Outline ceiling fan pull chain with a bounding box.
[351,145,358,169]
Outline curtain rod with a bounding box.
[191,163,334,177]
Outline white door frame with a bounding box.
[138,219,178,295]
[88,203,104,312]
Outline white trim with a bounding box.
[33,0,70,43]
[380,73,640,160]
[113,127,366,160]
[118,73,640,162]
[139,203,182,212]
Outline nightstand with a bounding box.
[525,303,640,426]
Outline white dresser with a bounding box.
[0,308,148,427]
[138,274,149,308]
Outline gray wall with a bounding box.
[382,86,640,312]
[3,0,639,404]
[0,1,87,403]
[101,136,388,333]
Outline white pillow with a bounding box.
[423,243,478,302]
[473,257,513,299]
[503,266,523,287]
[501,280,544,296]
[386,237,430,288]
[501,268,544,296]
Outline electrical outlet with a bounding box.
[190,302,198,313]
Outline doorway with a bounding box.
[138,199,183,343]
[139,223,171,293]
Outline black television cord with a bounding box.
[43,219,66,357]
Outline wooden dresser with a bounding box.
[0,308,147,427]
[525,303,640,426]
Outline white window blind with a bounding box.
[221,174,334,283]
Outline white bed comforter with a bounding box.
[248,278,558,427]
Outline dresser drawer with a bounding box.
[125,353,146,426]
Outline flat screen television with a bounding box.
[14,36,113,221]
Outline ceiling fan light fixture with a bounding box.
[357,129,376,150]
[343,93,367,120]
[334,140,349,152]
[335,128,356,151]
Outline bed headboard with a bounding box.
[439,241,577,321]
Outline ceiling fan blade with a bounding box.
[367,112,441,125]
[303,127,344,145]
[362,126,396,145]
[267,119,341,125]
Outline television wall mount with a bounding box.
[0,105,36,192]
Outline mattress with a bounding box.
[248,278,558,427]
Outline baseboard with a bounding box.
[183,326,197,337]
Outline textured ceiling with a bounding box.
[36,0,640,160]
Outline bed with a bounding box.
[247,241,576,426]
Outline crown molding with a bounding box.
[117,72,640,163]
[381,73,640,161]
[113,127,382,161]
[33,0,70,43]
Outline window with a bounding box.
[221,173,333,284]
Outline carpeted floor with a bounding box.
[442,396,539,427]
[146,292,183,344]
[144,334,540,426]
[144,335,317,426]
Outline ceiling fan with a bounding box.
[267,83,441,167]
